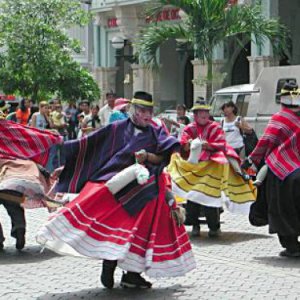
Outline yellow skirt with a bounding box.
[167,153,256,214]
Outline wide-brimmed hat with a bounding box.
[131,97,154,108]
[114,98,130,111]
[280,81,300,106]
[191,97,211,111]
[131,91,154,109]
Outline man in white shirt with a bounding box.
[99,92,116,127]
[77,100,91,139]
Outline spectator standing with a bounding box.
[51,103,68,140]
[65,101,78,140]
[99,92,116,127]
[164,104,189,137]
[16,98,31,125]
[77,100,91,139]
[81,104,101,136]
[31,101,53,130]
[221,101,252,156]
[109,98,130,123]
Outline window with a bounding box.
[210,94,233,117]
[236,94,250,117]
[276,78,297,104]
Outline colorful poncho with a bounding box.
[0,119,62,166]
[249,108,300,180]
[180,121,240,164]
[57,119,179,215]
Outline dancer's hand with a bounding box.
[135,149,148,164]
[201,141,210,150]
[52,166,64,180]
[241,157,253,170]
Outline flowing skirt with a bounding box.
[259,169,300,235]
[36,175,196,278]
[0,159,52,208]
[168,153,256,214]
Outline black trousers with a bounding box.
[0,200,26,242]
[185,201,220,231]
[278,235,300,252]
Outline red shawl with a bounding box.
[0,120,62,167]
[250,108,300,180]
[181,121,239,164]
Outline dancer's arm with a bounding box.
[135,150,163,164]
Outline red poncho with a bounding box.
[181,120,239,164]
[0,119,62,167]
[250,108,300,180]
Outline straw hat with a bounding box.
[190,97,211,111]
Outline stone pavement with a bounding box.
[1,206,300,300]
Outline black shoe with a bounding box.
[100,260,117,289]
[0,241,4,250]
[120,272,152,289]
[208,229,221,238]
[15,228,25,250]
[279,249,300,258]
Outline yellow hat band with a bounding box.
[281,88,300,97]
[131,98,154,107]
[191,105,211,111]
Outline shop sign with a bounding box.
[146,8,181,23]
[107,8,181,28]
[107,18,118,28]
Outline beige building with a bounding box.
[91,0,300,110]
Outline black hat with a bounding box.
[131,91,154,107]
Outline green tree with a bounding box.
[0,0,100,102]
[136,0,289,99]
[57,60,100,102]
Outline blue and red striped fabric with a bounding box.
[0,119,62,167]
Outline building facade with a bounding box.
[91,0,300,110]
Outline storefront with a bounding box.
[91,0,300,109]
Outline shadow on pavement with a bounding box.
[188,230,271,247]
[0,245,60,264]
[37,284,186,300]
[253,255,300,269]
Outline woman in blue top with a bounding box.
[109,98,130,123]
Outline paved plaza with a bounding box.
[1,205,300,300]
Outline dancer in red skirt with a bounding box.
[37,91,196,289]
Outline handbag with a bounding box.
[243,130,258,157]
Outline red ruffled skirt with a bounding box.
[37,175,196,278]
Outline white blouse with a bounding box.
[222,117,244,149]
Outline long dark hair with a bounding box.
[20,98,28,113]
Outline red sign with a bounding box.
[107,18,118,28]
[146,8,181,23]
[107,8,181,28]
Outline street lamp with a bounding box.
[111,37,137,63]
[111,36,125,50]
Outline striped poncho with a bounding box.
[180,120,239,164]
[249,108,300,180]
[0,119,62,166]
